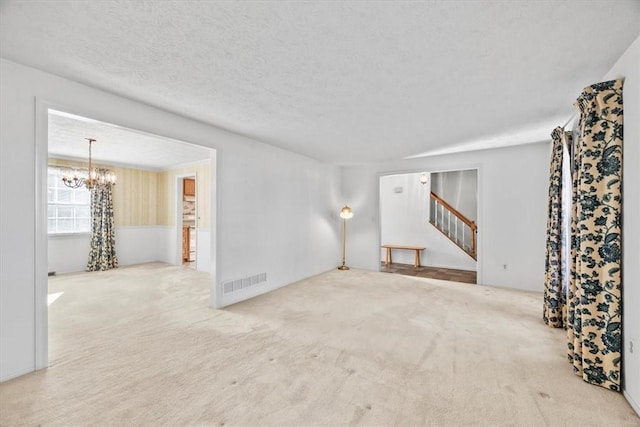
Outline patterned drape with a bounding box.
[543,127,571,328]
[87,184,118,271]
[567,79,623,391]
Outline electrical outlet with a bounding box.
[630,340,634,354]
[503,264,507,270]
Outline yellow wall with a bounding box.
[49,158,210,229]
[112,166,161,226]
[49,158,161,227]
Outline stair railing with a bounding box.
[429,191,477,260]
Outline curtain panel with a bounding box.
[567,79,623,391]
[543,127,571,328]
[87,184,118,271]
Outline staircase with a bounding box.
[429,191,477,260]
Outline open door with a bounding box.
[179,176,197,269]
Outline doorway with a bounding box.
[36,103,218,370]
[180,176,197,269]
[379,169,479,284]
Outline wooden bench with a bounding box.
[381,244,426,268]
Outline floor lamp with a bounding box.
[338,205,353,270]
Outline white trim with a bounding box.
[34,98,220,375]
[48,225,174,238]
[376,165,482,284]
[220,282,270,307]
[48,154,167,173]
[210,149,221,308]
[35,98,49,370]
[476,166,483,285]
[411,262,477,272]
[375,172,382,275]
[0,366,37,383]
[175,173,197,268]
[624,390,640,417]
[163,158,211,172]
[116,225,174,230]
[47,232,91,239]
[49,153,211,173]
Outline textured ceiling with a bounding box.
[1,1,639,164]
[48,110,212,170]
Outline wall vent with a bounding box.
[222,272,267,295]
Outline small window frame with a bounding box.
[47,166,92,236]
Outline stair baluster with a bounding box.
[429,191,477,260]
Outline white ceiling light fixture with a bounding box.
[62,138,116,190]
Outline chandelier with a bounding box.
[62,138,116,190]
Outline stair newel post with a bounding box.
[471,222,476,259]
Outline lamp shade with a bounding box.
[340,205,353,219]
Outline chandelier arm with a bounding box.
[61,138,115,190]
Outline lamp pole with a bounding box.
[338,205,353,270]
[338,216,349,270]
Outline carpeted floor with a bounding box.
[1,263,638,426]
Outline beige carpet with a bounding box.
[0,263,638,426]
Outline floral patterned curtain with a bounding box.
[87,184,118,271]
[543,127,571,328]
[567,79,623,391]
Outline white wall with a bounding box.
[379,173,476,270]
[215,137,342,307]
[48,235,90,274]
[603,35,640,415]
[431,169,478,221]
[196,230,211,273]
[48,227,211,274]
[343,141,550,291]
[49,228,166,274]
[343,34,640,414]
[0,58,342,381]
[114,227,175,268]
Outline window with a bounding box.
[47,166,91,234]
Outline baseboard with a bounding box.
[423,263,476,272]
[0,366,34,383]
[379,260,476,272]
[116,225,174,230]
[624,390,640,417]
[220,267,336,308]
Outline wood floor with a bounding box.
[380,261,476,284]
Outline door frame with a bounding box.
[34,97,220,371]
[175,174,197,268]
[376,166,482,284]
